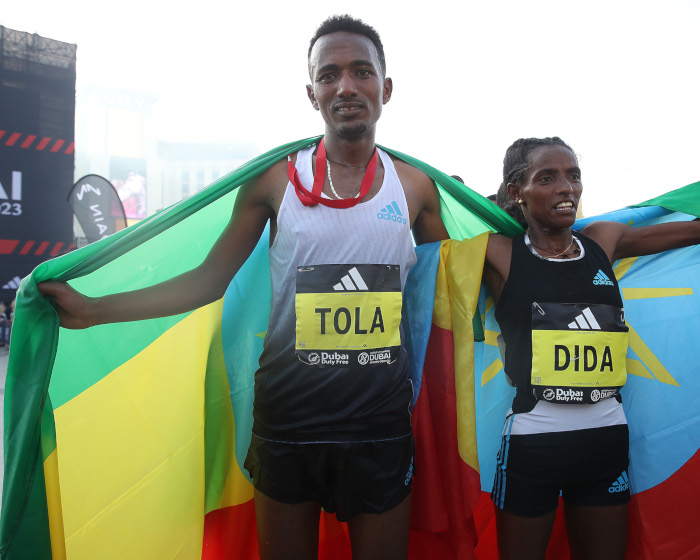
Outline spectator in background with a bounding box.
[0,300,11,347]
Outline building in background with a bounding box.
[157,139,258,210]
[75,85,159,227]
[76,84,259,223]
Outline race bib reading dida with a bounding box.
[295,264,402,367]
[531,302,628,404]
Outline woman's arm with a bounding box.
[582,219,700,263]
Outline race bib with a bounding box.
[531,302,628,404]
[295,264,402,367]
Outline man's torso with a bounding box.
[252,145,417,442]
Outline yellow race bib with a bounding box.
[295,264,402,367]
[531,302,628,404]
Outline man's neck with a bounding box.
[322,132,377,167]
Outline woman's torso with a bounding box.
[495,232,627,433]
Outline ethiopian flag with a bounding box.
[0,136,518,559]
[2,134,699,559]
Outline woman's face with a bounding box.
[509,145,582,232]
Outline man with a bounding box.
[39,15,448,560]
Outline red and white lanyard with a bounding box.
[288,138,377,208]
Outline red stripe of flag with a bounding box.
[36,137,51,150]
[50,140,65,153]
[410,324,482,556]
[5,133,21,146]
[64,142,75,154]
[19,241,35,255]
[0,131,5,141]
[49,242,64,256]
[0,240,20,255]
[35,241,50,255]
[202,501,260,560]
[21,135,37,149]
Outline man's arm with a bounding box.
[582,219,700,263]
[394,160,450,244]
[39,163,284,328]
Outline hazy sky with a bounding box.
[3,0,699,216]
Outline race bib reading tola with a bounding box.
[295,264,402,368]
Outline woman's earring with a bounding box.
[518,199,523,204]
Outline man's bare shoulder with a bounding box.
[389,155,449,242]
[390,156,434,191]
[390,156,438,218]
[240,157,290,213]
[246,158,289,191]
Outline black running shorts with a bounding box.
[244,432,414,522]
[491,424,630,517]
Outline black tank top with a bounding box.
[495,232,625,413]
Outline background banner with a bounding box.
[68,175,127,243]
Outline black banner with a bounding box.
[0,28,76,300]
[68,175,127,243]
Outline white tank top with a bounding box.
[253,144,417,441]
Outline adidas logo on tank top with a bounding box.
[376,200,407,224]
[593,269,615,286]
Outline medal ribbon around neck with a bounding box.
[288,137,378,208]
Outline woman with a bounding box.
[483,137,700,560]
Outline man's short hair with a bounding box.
[308,15,386,76]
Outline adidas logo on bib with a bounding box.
[377,200,407,224]
[608,471,630,493]
[333,267,369,291]
[568,307,601,330]
[593,269,614,286]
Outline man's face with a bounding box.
[307,31,392,138]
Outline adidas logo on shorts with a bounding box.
[404,457,414,486]
[608,470,630,493]
[593,269,615,286]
